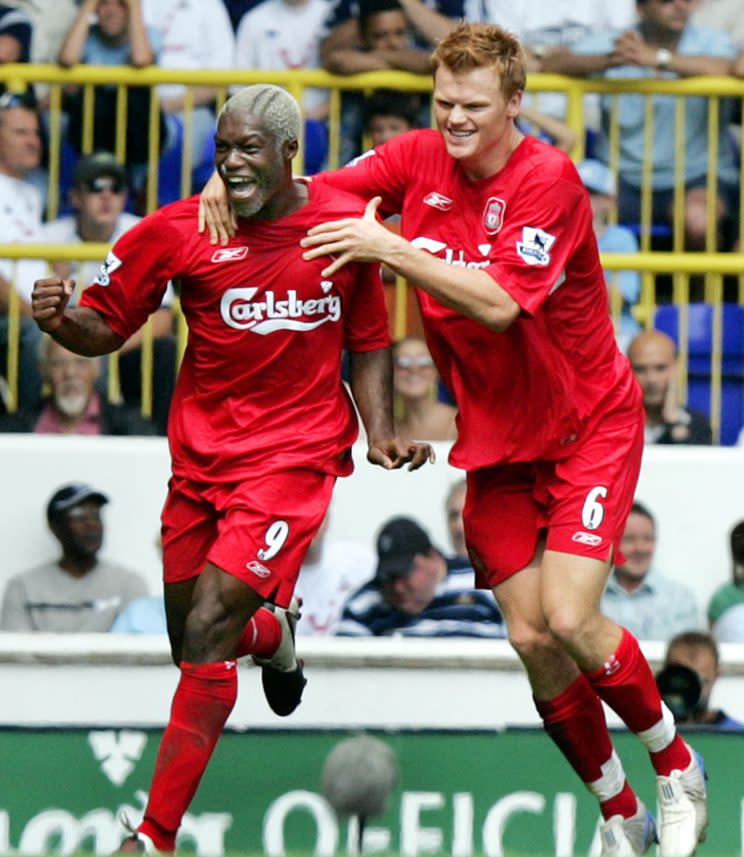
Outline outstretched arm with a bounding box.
[31,277,125,355]
[349,347,434,471]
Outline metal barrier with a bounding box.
[0,65,743,439]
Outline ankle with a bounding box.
[139,818,176,852]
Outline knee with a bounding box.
[544,604,595,649]
[508,621,556,663]
[182,596,232,661]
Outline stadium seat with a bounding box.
[654,303,744,445]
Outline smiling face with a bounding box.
[0,106,42,177]
[214,111,297,219]
[433,64,522,180]
[617,510,656,586]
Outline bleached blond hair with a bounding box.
[218,85,301,147]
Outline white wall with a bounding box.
[1,436,742,612]
[1,634,743,728]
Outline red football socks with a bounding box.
[235,607,282,659]
[139,660,238,851]
[585,629,691,776]
[535,674,636,820]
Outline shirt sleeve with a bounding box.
[687,26,737,59]
[316,134,412,216]
[79,211,181,342]
[0,578,32,631]
[571,31,616,56]
[486,172,593,316]
[343,262,391,352]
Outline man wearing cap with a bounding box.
[337,516,505,637]
[576,158,640,353]
[0,482,149,631]
[38,152,176,433]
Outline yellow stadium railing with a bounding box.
[0,65,743,440]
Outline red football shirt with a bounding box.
[316,131,640,470]
[80,182,390,482]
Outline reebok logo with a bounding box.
[423,192,453,211]
[601,654,621,677]
[211,246,249,262]
[221,286,341,333]
[571,531,603,546]
[246,560,271,578]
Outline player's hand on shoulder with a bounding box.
[31,277,75,333]
[367,436,435,471]
[198,170,237,246]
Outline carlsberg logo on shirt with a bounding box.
[220,286,341,335]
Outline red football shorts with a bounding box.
[463,399,644,589]
[161,468,336,606]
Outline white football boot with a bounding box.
[656,746,708,857]
[600,799,657,857]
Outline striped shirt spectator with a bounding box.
[336,517,505,637]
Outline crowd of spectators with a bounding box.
[5,473,743,666]
[0,0,742,438]
[0,0,744,424]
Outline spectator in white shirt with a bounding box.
[0,91,48,412]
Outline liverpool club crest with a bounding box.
[482,196,506,235]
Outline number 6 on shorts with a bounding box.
[581,486,608,531]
